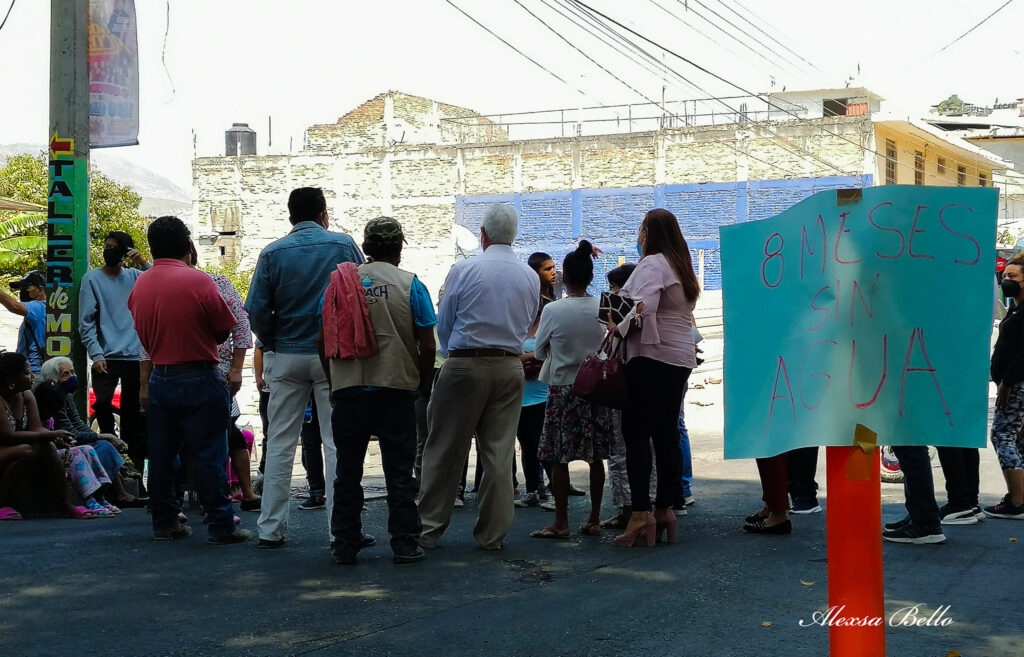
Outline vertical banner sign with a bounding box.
[720,186,997,459]
[88,0,139,147]
[45,136,87,359]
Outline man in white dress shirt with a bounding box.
[417,204,540,550]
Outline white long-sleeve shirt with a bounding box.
[437,245,539,357]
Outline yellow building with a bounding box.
[874,119,1007,188]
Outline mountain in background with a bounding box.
[0,143,191,218]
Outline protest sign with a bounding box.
[88,0,140,147]
[721,186,998,459]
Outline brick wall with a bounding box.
[193,95,875,294]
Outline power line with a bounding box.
[0,0,16,34]
[456,0,804,176]
[572,0,944,178]
[933,0,1015,56]
[674,0,810,81]
[713,0,833,80]
[513,0,659,107]
[442,0,572,90]
[568,0,852,176]
[645,0,769,78]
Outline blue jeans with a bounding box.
[678,380,693,499]
[678,411,693,499]
[147,368,234,537]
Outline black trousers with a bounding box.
[92,359,145,477]
[786,446,820,500]
[300,395,325,497]
[936,446,980,509]
[257,389,269,474]
[517,402,546,494]
[331,389,421,553]
[891,445,941,531]
[622,357,691,511]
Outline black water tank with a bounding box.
[225,123,257,156]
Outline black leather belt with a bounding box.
[154,362,217,370]
[448,349,518,358]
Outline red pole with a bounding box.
[826,445,886,657]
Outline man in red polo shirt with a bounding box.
[128,216,250,545]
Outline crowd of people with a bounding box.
[1,185,1023,560]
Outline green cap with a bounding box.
[363,216,406,244]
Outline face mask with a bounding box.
[636,243,644,257]
[60,375,79,394]
[1001,278,1021,298]
[103,247,124,267]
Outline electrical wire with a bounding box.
[672,0,810,81]
[713,0,833,80]
[567,0,851,176]
[0,0,16,34]
[512,0,659,107]
[443,0,575,91]
[933,0,1015,56]
[161,1,176,102]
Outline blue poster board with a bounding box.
[721,186,998,459]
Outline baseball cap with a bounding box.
[10,271,45,291]
[363,216,407,245]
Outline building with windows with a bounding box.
[192,88,1009,292]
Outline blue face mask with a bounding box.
[636,243,644,257]
[60,375,78,394]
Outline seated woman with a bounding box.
[37,357,144,507]
[34,381,122,517]
[0,351,99,519]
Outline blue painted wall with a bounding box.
[455,174,872,291]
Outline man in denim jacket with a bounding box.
[245,187,364,549]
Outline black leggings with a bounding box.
[621,357,691,511]
[517,403,546,493]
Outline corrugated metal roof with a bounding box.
[0,197,45,212]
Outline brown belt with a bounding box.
[448,348,518,358]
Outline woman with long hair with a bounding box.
[530,241,613,538]
[608,209,699,546]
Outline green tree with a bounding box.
[937,94,965,115]
[201,261,254,303]
[0,153,150,278]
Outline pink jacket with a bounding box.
[322,263,377,360]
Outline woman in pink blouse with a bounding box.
[608,209,699,547]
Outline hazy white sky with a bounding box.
[1,0,1022,191]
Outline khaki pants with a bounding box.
[417,356,524,549]
[257,352,336,543]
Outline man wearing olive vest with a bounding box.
[319,217,437,565]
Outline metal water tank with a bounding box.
[225,123,257,156]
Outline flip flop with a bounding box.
[0,507,23,521]
[579,521,602,536]
[63,505,99,520]
[530,527,570,540]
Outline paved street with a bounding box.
[3,400,1023,657]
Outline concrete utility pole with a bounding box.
[46,0,90,414]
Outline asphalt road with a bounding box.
[2,426,1022,657]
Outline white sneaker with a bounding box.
[683,495,695,507]
[453,497,464,508]
[540,500,556,512]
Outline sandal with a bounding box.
[101,502,122,515]
[84,499,116,518]
[63,505,99,519]
[530,526,570,540]
[0,506,23,521]
[579,521,602,536]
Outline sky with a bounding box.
[1,0,1023,192]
